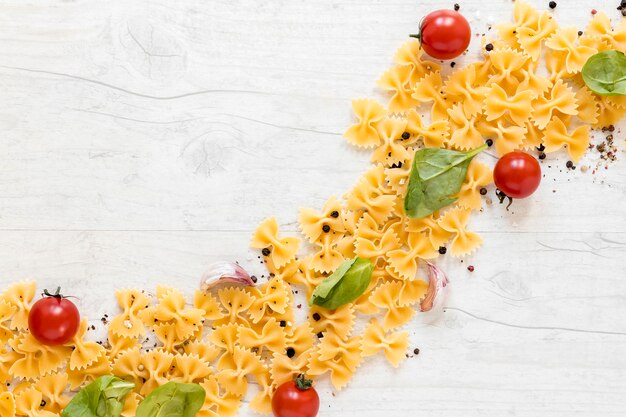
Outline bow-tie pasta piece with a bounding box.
[368,281,416,331]
[0,392,14,417]
[371,118,411,166]
[141,286,204,342]
[543,117,590,162]
[377,65,419,112]
[139,350,175,396]
[405,109,450,149]
[9,332,71,379]
[216,346,265,397]
[361,319,409,368]
[405,212,453,251]
[110,289,151,339]
[249,369,274,414]
[14,387,58,417]
[478,118,526,156]
[68,319,106,370]
[343,99,386,148]
[484,84,535,127]
[270,349,313,386]
[210,323,243,370]
[398,278,429,307]
[516,9,557,61]
[170,353,213,383]
[284,322,315,356]
[438,207,483,256]
[595,97,626,129]
[248,276,289,324]
[111,347,144,389]
[66,352,112,389]
[488,48,530,92]
[345,165,396,225]
[311,233,346,273]
[237,317,286,354]
[520,121,544,150]
[0,300,16,344]
[213,287,254,327]
[107,327,140,361]
[194,290,226,322]
[387,232,438,281]
[531,79,578,129]
[307,333,362,391]
[443,65,489,118]
[35,372,70,414]
[447,104,485,151]
[309,304,355,340]
[393,39,441,88]
[411,72,450,121]
[585,11,626,51]
[183,340,222,365]
[545,27,597,74]
[354,213,401,265]
[298,196,346,244]
[0,281,36,331]
[198,376,241,417]
[456,161,494,211]
[495,0,541,50]
[251,217,301,269]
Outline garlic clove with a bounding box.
[420,261,448,313]
[200,262,256,291]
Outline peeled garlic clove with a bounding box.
[200,262,255,291]
[420,261,448,313]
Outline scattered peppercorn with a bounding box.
[578,30,583,36]
[536,143,545,152]
[454,3,460,11]
[286,347,296,358]
[312,313,321,321]
[413,348,420,355]
[538,153,546,160]
[451,61,456,68]
[330,210,339,218]
[261,247,271,256]
[317,332,324,338]
[485,43,494,52]
[391,162,403,169]
[467,265,475,272]
[479,187,488,195]
[251,275,257,283]
[549,1,557,9]
[591,9,597,15]
[322,224,331,233]
[279,320,287,327]
[438,246,447,255]
[401,132,410,140]
[566,160,574,169]
[486,138,494,147]
[41,400,47,407]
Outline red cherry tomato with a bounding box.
[411,9,471,60]
[28,287,80,345]
[272,375,319,417]
[493,151,542,199]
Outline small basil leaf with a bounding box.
[582,50,626,96]
[404,145,487,219]
[310,257,373,309]
[61,376,135,417]
[136,381,205,417]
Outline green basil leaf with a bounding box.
[310,257,373,309]
[61,376,135,417]
[582,50,626,96]
[404,144,487,218]
[136,382,205,417]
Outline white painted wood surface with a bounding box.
[1,0,625,415]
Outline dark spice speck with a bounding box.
[413,348,420,355]
[401,132,410,140]
[438,246,447,255]
[322,224,331,233]
[330,210,339,218]
[485,139,494,147]
[479,187,488,196]
[454,3,460,11]
[549,1,557,9]
[286,347,296,358]
[485,43,494,52]
[279,320,287,327]
[312,313,321,321]
[262,247,271,256]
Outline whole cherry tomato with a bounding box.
[410,9,472,60]
[28,287,80,345]
[272,374,319,417]
[494,151,542,199]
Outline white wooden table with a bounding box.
[1,0,625,415]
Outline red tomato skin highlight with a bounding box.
[272,380,320,417]
[494,151,542,199]
[420,10,471,60]
[28,297,80,345]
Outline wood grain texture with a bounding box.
[0,0,625,415]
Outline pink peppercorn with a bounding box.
[591,9,597,15]
[467,265,475,272]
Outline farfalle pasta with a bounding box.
[1,3,625,416]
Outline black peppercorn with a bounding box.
[413,348,420,355]
[390,162,403,169]
[322,224,330,233]
[479,187,488,195]
[279,320,287,327]
[485,43,494,52]
[438,246,447,255]
[486,139,494,147]
[451,61,456,68]
[536,143,546,152]
[454,3,460,11]
[330,210,339,218]
[566,160,574,169]
[286,347,296,358]
[251,275,257,283]
[312,313,321,321]
[401,132,410,140]
[317,332,324,338]
[538,153,546,160]
[549,1,556,9]
[262,247,271,256]
[578,30,583,36]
